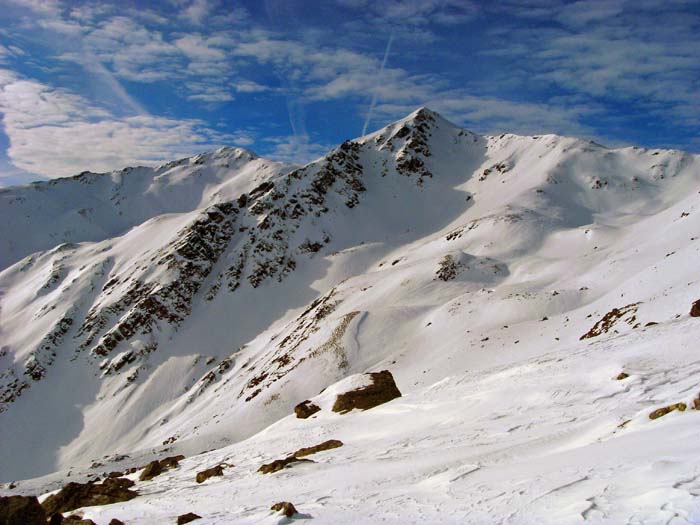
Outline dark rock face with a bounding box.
[616,372,629,380]
[649,402,687,420]
[195,465,225,483]
[41,481,138,516]
[690,300,700,317]
[108,520,125,525]
[332,370,402,414]
[177,512,201,524]
[139,455,185,481]
[293,439,343,458]
[270,502,297,517]
[0,495,46,525]
[258,456,314,474]
[294,400,321,419]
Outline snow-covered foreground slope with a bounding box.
[2,108,700,524]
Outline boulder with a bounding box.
[138,460,163,482]
[108,520,125,525]
[176,512,201,524]
[691,300,700,317]
[332,370,401,414]
[0,495,46,525]
[616,372,629,380]
[649,402,687,420]
[294,400,321,419]
[195,465,225,484]
[258,456,314,474]
[139,455,185,481]
[41,481,138,516]
[293,439,343,458]
[270,501,297,517]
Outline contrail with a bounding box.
[362,33,394,136]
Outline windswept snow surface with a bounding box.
[2,108,700,524]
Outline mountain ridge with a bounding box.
[1,108,700,525]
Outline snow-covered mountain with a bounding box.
[2,108,700,524]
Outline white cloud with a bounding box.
[175,34,227,61]
[233,80,270,93]
[486,0,700,128]
[0,70,234,178]
[181,0,213,26]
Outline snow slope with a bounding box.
[1,108,700,524]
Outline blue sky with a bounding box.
[0,0,698,186]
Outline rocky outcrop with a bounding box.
[270,502,298,517]
[580,303,640,340]
[258,456,314,475]
[436,254,460,281]
[195,465,225,483]
[293,439,343,458]
[690,300,700,317]
[176,513,201,524]
[0,495,46,525]
[332,371,402,414]
[138,455,185,481]
[41,481,138,515]
[649,402,687,420]
[294,400,321,419]
[83,202,239,364]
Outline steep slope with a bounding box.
[1,108,700,524]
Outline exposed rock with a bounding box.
[690,300,700,317]
[0,495,46,525]
[294,400,321,419]
[270,501,297,517]
[649,402,687,420]
[108,520,125,525]
[177,512,201,524]
[616,372,629,380]
[139,455,185,481]
[436,254,460,281]
[102,478,135,490]
[580,303,640,340]
[63,516,97,525]
[293,439,344,458]
[195,465,224,484]
[41,481,138,516]
[138,460,163,481]
[106,471,123,479]
[332,370,402,414]
[258,456,314,474]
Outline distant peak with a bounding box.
[411,106,439,119]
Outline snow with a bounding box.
[1,108,700,523]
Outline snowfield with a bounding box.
[1,108,700,524]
